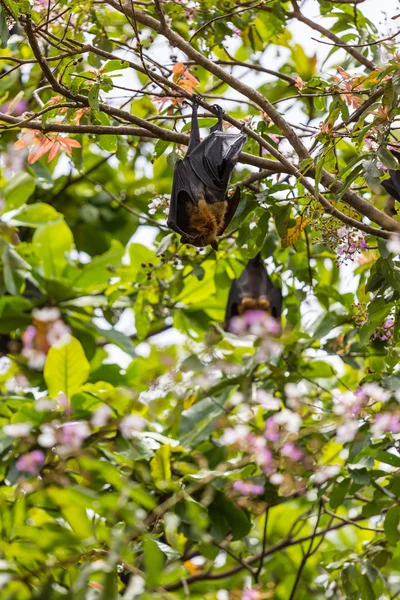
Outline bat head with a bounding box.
[238,296,271,315]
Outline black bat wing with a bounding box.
[265,278,283,319]
[188,132,246,197]
[382,169,400,203]
[224,278,241,329]
[168,159,204,236]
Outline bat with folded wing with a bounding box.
[224,254,282,330]
[167,97,247,250]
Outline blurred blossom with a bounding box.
[2,143,27,178]
[119,415,146,438]
[230,392,244,406]
[270,472,284,485]
[0,99,28,116]
[220,424,250,446]
[335,420,359,443]
[35,398,56,412]
[274,409,302,433]
[229,311,280,338]
[314,464,340,484]
[59,421,90,451]
[3,422,31,437]
[284,382,306,409]
[247,435,273,471]
[22,325,36,350]
[264,417,280,442]
[333,390,363,416]
[47,320,71,346]
[387,234,400,255]
[91,405,112,427]
[255,389,280,411]
[242,590,261,600]
[32,307,61,322]
[372,413,400,437]
[395,389,400,402]
[22,349,46,371]
[359,383,391,404]
[232,481,264,496]
[5,374,29,393]
[16,450,45,475]
[281,442,303,461]
[38,424,57,448]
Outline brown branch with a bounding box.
[163,510,386,592]
[186,59,296,85]
[188,1,264,43]
[288,5,376,71]
[103,0,400,235]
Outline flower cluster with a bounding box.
[372,317,395,343]
[331,383,399,443]
[335,226,368,263]
[148,196,169,216]
[22,308,71,370]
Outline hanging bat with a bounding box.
[382,149,400,216]
[167,97,247,250]
[224,254,282,330]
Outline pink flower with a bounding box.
[119,415,146,438]
[91,405,112,427]
[59,421,90,450]
[47,320,71,346]
[335,420,358,443]
[256,390,280,411]
[22,325,36,351]
[264,416,280,441]
[242,590,261,600]
[372,413,400,437]
[16,450,45,475]
[233,481,264,496]
[314,464,340,484]
[281,442,303,461]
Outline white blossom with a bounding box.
[3,422,31,437]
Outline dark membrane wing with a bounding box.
[266,282,283,319]
[187,132,246,195]
[168,160,205,236]
[224,279,240,328]
[382,170,400,203]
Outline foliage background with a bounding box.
[0,0,400,598]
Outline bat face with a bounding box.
[168,99,246,248]
[238,296,271,315]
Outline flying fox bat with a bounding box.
[224,254,282,330]
[167,97,247,250]
[382,149,400,216]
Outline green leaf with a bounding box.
[143,536,166,588]
[375,451,400,468]
[209,491,251,541]
[98,134,117,152]
[150,445,172,490]
[101,59,129,73]
[2,172,35,211]
[44,336,90,397]
[384,506,400,545]
[33,221,74,279]
[0,6,8,48]
[88,84,100,109]
[9,204,62,227]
